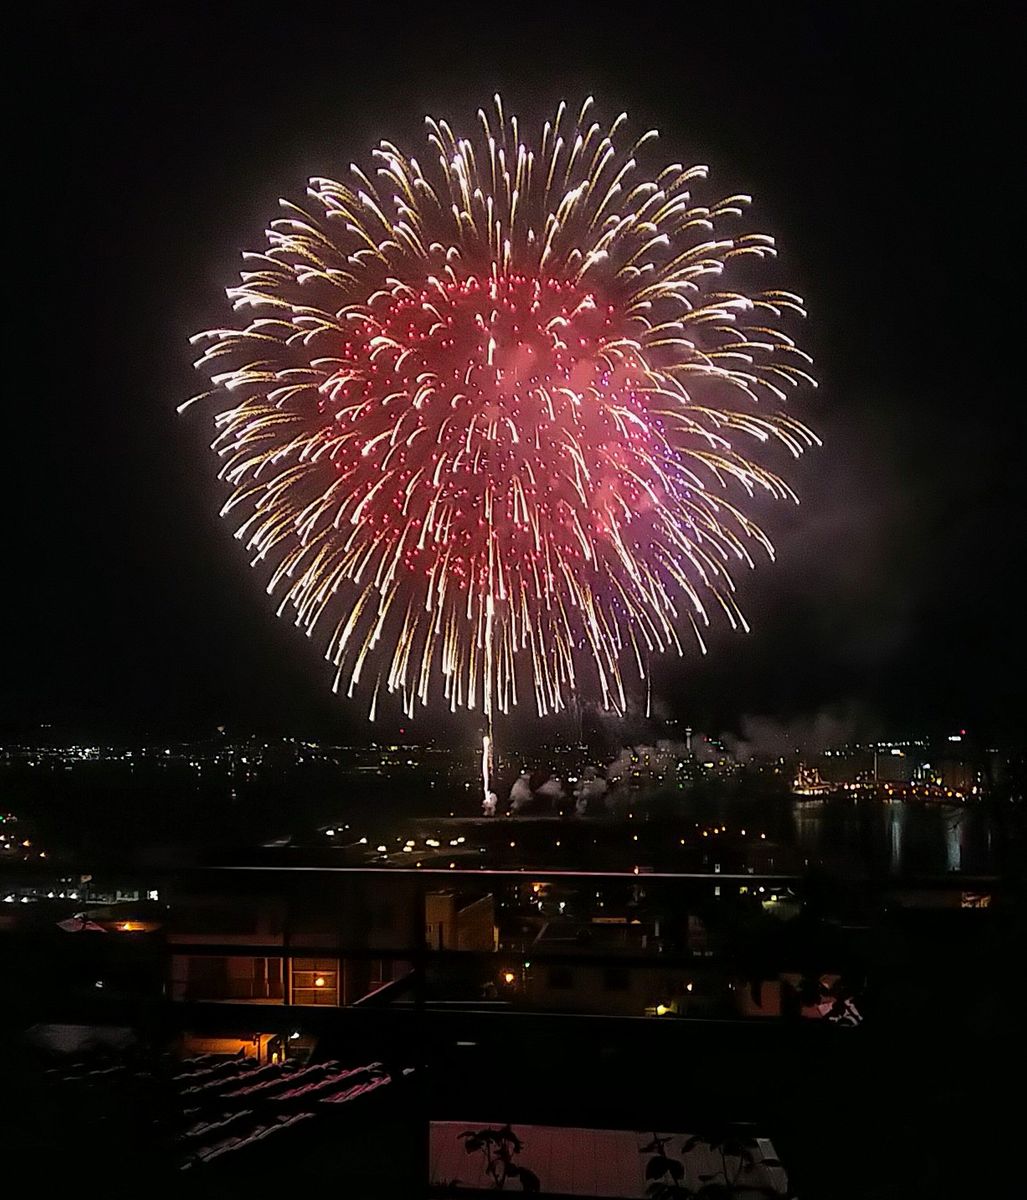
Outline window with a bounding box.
[291,958,340,1006]
[184,955,226,1001]
[251,956,284,1000]
[547,967,574,990]
[603,968,630,992]
[222,956,284,1001]
[174,956,283,1002]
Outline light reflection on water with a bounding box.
[789,797,993,875]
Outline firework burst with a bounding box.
[185,96,818,745]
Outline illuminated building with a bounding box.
[938,759,975,794]
[522,918,697,1017]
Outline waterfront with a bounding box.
[2,738,1008,880]
[791,795,999,877]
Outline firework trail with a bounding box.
[185,96,818,788]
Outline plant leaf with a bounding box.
[646,1156,674,1180]
[518,1167,541,1193]
[696,1184,732,1199]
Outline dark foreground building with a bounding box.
[0,849,1016,1197]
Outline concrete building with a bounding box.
[522,919,695,1017]
[167,876,496,1016]
[424,890,497,951]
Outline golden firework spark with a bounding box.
[185,96,818,750]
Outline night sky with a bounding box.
[8,3,1024,746]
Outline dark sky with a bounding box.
[7,2,1024,746]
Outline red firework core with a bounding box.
[318,273,663,593]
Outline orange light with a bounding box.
[315,976,326,987]
[502,970,516,985]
